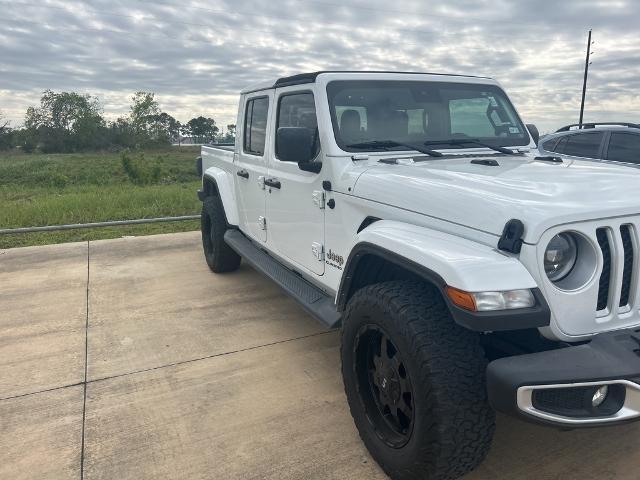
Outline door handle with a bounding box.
[237,169,249,179]
[264,178,281,189]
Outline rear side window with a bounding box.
[561,132,604,159]
[541,137,559,152]
[243,96,269,155]
[607,133,640,164]
[554,136,569,153]
[276,92,320,160]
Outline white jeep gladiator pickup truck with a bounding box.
[196,71,640,480]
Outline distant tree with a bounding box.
[130,92,160,128]
[185,116,219,144]
[152,112,181,144]
[128,92,175,146]
[220,123,236,143]
[0,111,11,150]
[23,90,105,152]
[0,111,8,132]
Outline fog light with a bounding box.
[592,385,609,407]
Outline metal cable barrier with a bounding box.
[0,215,200,235]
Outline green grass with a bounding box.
[0,147,203,248]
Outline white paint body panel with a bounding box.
[353,221,537,292]
[201,147,239,227]
[201,72,640,342]
[353,157,640,244]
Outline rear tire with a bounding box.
[201,196,241,273]
[341,280,495,480]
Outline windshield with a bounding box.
[326,80,529,152]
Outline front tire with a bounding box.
[201,196,241,273]
[341,281,495,480]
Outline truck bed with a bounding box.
[201,144,235,173]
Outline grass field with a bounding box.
[0,147,203,248]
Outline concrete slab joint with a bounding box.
[2,232,640,479]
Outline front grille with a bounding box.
[596,224,635,312]
[620,225,634,307]
[596,228,611,311]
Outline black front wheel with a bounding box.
[341,281,495,480]
[201,196,241,273]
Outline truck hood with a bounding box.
[352,155,640,244]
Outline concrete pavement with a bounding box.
[2,231,640,479]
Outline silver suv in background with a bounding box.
[539,122,640,165]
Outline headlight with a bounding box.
[544,233,578,282]
[446,287,535,311]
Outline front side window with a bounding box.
[243,96,269,155]
[276,92,320,160]
[561,132,604,159]
[607,133,640,163]
[327,80,529,152]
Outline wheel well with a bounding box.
[203,177,219,197]
[340,253,443,310]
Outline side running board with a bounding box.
[224,230,341,328]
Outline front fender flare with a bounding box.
[202,167,239,226]
[337,221,549,331]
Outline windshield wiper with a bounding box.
[346,140,443,157]
[423,138,515,155]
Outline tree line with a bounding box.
[0,90,235,153]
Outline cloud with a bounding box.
[0,0,638,133]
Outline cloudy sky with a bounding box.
[0,0,638,133]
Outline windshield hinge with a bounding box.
[311,242,324,261]
[312,190,325,209]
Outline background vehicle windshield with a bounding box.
[327,80,529,151]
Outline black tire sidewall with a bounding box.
[342,296,436,469]
[341,281,495,480]
[200,196,241,273]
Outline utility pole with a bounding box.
[578,29,593,128]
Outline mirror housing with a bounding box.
[276,127,321,173]
[526,124,540,146]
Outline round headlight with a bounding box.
[544,233,578,282]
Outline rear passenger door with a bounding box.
[235,93,273,242]
[604,132,640,165]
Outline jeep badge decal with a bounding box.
[326,249,344,269]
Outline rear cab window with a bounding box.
[243,96,270,155]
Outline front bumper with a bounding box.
[487,327,640,427]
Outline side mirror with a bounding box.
[276,127,321,173]
[526,124,540,146]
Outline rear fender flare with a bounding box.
[202,167,239,226]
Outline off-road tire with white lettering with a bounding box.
[201,195,241,273]
[341,280,495,480]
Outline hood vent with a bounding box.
[470,159,499,166]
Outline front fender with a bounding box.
[338,221,548,331]
[203,166,239,226]
[352,220,538,291]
